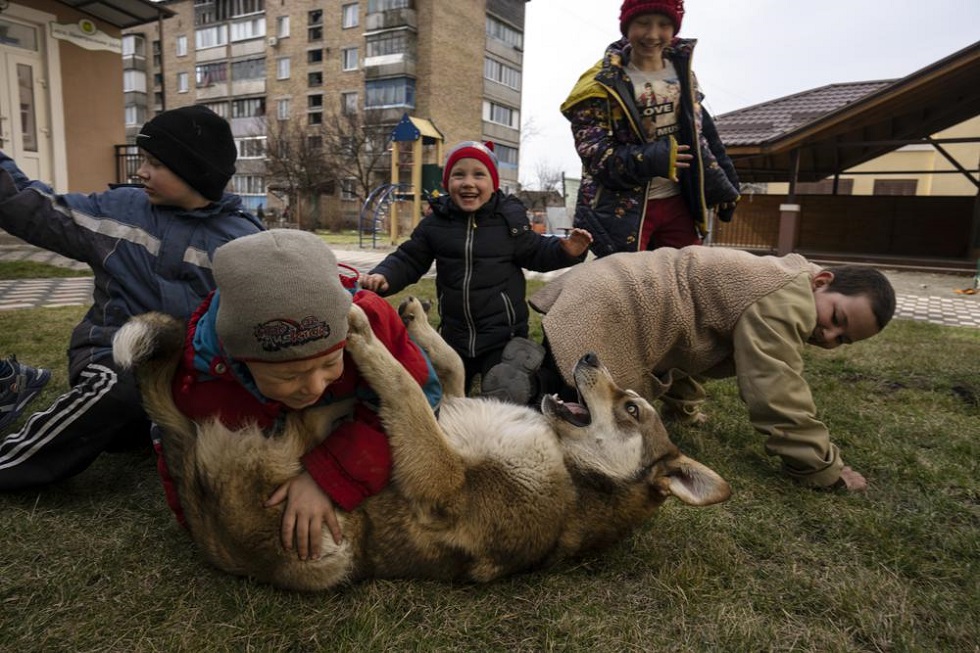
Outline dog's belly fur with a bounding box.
[181,396,572,589]
[358,397,573,582]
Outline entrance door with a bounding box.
[0,16,52,185]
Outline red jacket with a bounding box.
[158,289,440,524]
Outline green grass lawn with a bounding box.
[1,264,978,650]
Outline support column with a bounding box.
[777,148,802,256]
[777,204,801,255]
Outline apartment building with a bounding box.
[122,0,528,224]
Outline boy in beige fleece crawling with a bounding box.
[529,246,896,492]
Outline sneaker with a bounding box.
[0,356,51,431]
[480,338,546,405]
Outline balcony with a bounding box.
[365,8,417,32]
[363,52,416,79]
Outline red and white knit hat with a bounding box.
[442,140,499,191]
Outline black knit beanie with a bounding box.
[136,105,237,202]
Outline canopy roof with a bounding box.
[714,41,980,183]
[55,0,173,29]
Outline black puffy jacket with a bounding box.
[369,192,585,358]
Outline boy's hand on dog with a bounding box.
[360,273,389,293]
[266,471,343,560]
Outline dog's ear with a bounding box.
[661,455,731,506]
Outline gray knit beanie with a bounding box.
[213,230,352,362]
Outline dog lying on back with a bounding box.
[113,296,730,591]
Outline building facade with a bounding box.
[1,1,166,193]
[122,0,528,224]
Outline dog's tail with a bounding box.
[113,312,196,486]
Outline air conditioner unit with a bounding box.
[267,36,279,47]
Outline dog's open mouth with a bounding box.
[542,394,592,427]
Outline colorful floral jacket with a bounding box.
[561,37,740,257]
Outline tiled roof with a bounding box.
[714,81,896,146]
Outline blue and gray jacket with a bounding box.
[0,152,263,381]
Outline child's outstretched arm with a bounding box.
[560,228,593,258]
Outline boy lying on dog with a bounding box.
[522,246,896,492]
[157,230,440,560]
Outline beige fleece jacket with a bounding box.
[530,246,844,487]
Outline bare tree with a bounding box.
[318,108,392,209]
[534,160,565,193]
[263,118,333,230]
[262,110,393,231]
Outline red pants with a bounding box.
[639,194,702,250]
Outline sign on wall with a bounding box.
[49,19,121,53]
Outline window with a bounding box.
[341,92,358,114]
[276,57,290,79]
[276,98,291,120]
[484,57,521,90]
[196,62,227,87]
[308,71,323,87]
[195,25,228,49]
[365,77,415,108]
[483,100,519,128]
[307,49,323,64]
[230,16,266,42]
[341,178,357,200]
[231,97,265,117]
[153,72,163,87]
[124,104,146,127]
[231,57,265,81]
[366,30,409,57]
[342,47,358,71]
[308,94,323,108]
[368,0,410,11]
[308,10,323,41]
[123,70,147,93]
[342,3,359,28]
[495,144,519,169]
[277,15,290,38]
[177,72,189,93]
[122,35,145,57]
[230,0,264,18]
[486,16,523,49]
[152,39,162,67]
[229,174,266,195]
[873,179,917,196]
[236,136,266,159]
[176,35,188,56]
[202,101,229,118]
[308,112,323,126]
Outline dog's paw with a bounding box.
[398,296,431,326]
[346,304,374,350]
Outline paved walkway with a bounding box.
[1,233,978,329]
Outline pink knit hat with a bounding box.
[619,0,684,36]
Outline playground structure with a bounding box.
[358,113,444,247]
